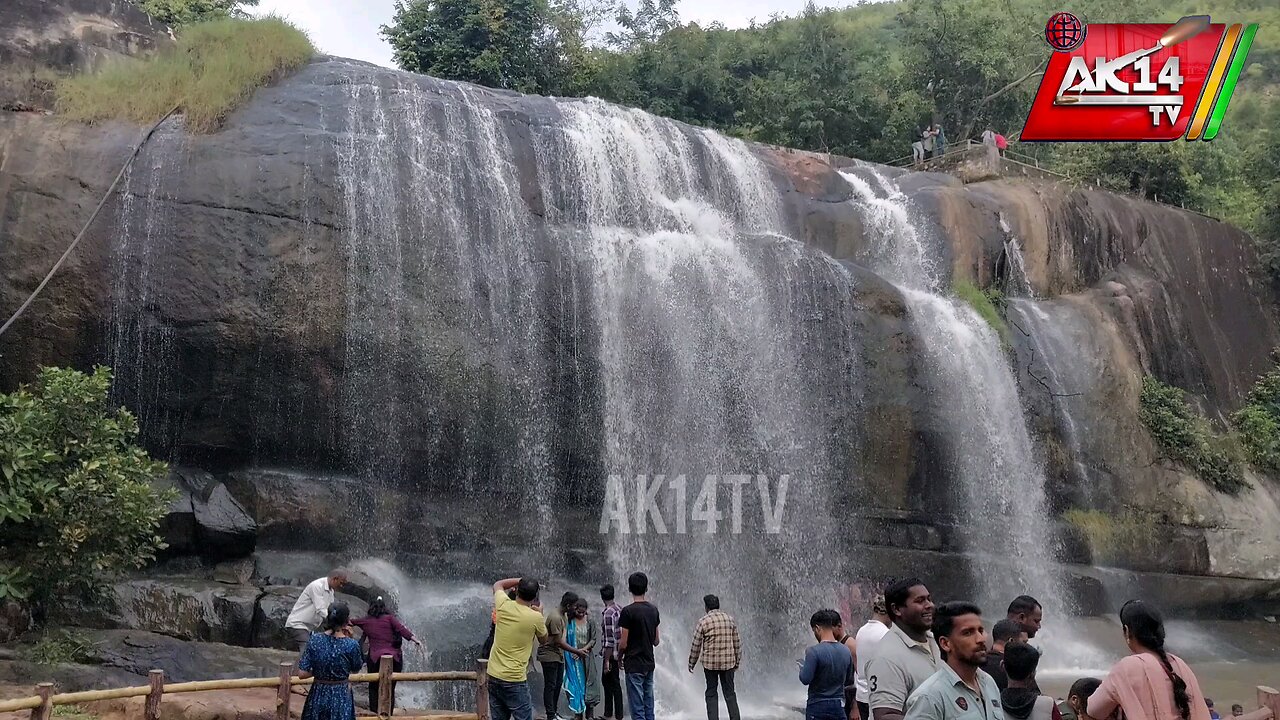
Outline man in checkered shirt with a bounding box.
[688,594,742,720]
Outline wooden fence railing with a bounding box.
[0,656,489,720]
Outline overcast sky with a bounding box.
[253,0,849,68]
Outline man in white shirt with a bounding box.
[854,595,892,720]
[286,569,348,650]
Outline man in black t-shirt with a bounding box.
[618,571,661,720]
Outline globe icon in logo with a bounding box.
[1045,12,1085,52]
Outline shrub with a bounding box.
[0,367,172,609]
[57,17,313,133]
[1138,376,1247,494]
[29,629,99,666]
[953,279,1009,345]
[1232,358,1280,474]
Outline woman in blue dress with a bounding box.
[299,602,364,720]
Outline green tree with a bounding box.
[131,0,260,26]
[0,367,171,611]
[381,0,594,95]
[605,0,679,50]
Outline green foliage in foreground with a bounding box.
[953,280,1009,345]
[131,0,259,26]
[0,367,171,609]
[1138,376,1247,494]
[57,17,313,133]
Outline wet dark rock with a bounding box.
[56,579,262,645]
[157,467,256,559]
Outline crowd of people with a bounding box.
[277,568,1245,720]
[911,125,948,165]
[908,123,1010,165]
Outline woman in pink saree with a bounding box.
[1088,601,1211,720]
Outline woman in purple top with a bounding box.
[351,597,422,715]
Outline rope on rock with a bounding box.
[0,105,181,339]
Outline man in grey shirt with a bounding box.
[868,578,940,720]
[904,602,1004,720]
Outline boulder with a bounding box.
[157,467,257,560]
[213,558,257,585]
[251,585,300,649]
[223,469,372,551]
[195,483,257,558]
[57,578,262,646]
[80,629,293,681]
[340,569,393,607]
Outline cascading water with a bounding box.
[1006,299,1094,494]
[329,70,869,715]
[108,117,185,452]
[839,167,1103,671]
[532,99,866,715]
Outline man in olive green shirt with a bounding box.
[903,602,1003,720]
[539,591,588,720]
[490,578,549,720]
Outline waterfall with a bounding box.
[532,98,866,715]
[839,167,1099,670]
[1007,299,1093,493]
[325,72,871,715]
[335,72,563,543]
[107,117,185,452]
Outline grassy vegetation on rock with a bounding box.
[953,280,1009,345]
[1232,354,1280,474]
[1063,508,1156,566]
[1138,376,1248,494]
[56,16,313,133]
[29,629,99,666]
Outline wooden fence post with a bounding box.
[377,655,394,718]
[475,659,489,720]
[277,662,293,720]
[145,669,165,720]
[29,683,53,720]
[1260,687,1279,719]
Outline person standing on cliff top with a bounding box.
[286,569,348,652]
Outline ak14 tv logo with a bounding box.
[1021,13,1259,141]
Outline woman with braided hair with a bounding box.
[1088,601,1211,720]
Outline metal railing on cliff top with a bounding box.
[877,138,1221,221]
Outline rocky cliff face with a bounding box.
[2,50,1279,642]
[0,0,168,109]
